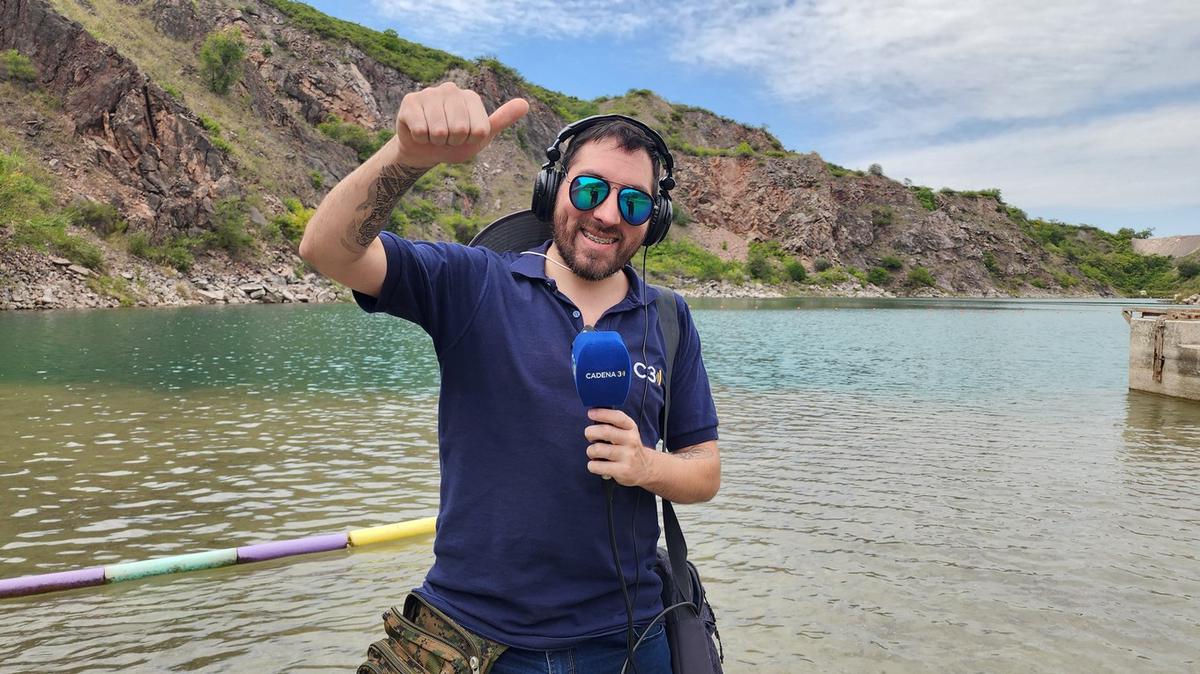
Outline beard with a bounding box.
[551,208,643,281]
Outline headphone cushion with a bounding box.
[645,195,672,247]
[532,168,563,222]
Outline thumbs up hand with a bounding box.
[392,82,529,168]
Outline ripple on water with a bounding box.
[0,301,1197,672]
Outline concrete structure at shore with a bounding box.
[1126,308,1200,401]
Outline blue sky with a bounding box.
[307,0,1199,237]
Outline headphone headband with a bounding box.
[543,114,676,192]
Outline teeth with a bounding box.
[583,231,616,245]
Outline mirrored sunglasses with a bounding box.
[568,175,655,226]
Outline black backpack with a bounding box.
[651,286,724,674]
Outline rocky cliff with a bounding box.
[0,0,1120,310]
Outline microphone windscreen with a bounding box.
[572,330,632,408]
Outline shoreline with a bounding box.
[4,244,1191,312]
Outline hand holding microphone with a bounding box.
[572,329,655,486]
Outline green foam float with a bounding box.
[104,548,238,583]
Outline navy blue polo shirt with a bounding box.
[353,231,719,649]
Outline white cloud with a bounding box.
[849,103,1200,213]
[370,0,655,48]
[670,0,1200,144]
[365,0,1199,230]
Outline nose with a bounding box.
[591,189,624,228]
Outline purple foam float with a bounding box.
[0,566,106,599]
[236,532,348,563]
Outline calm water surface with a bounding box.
[0,299,1197,672]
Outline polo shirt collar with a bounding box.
[508,240,657,307]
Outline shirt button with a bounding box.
[572,310,581,318]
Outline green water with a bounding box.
[1,299,1197,672]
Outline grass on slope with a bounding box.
[49,0,311,199]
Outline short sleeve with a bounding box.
[352,231,492,349]
[664,298,719,451]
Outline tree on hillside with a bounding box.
[199,28,246,95]
[0,49,36,82]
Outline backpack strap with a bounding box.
[650,284,694,605]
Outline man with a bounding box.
[300,82,720,674]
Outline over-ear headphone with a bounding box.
[531,114,676,247]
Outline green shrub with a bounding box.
[0,49,36,82]
[814,257,832,272]
[162,84,183,100]
[880,254,903,270]
[871,207,893,227]
[911,186,937,211]
[867,267,891,286]
[1052,270,1078,288]
[784,259,807,282]
[317,116,393,161]
[271,197,314,243]
[733,141,755,158]
[197,115,233,152]
[309,170,323,189]
[388,209,409,237]
[983,250,1000,274]
[198,115,221,134]
[458,182,480,200]
[1030,277,1048,289]
[746,246,776,282]
[436,212,485,244]
[209,197,254,257]
[404,198,438,224]
[86,274,136,307]
[1178,260,1200,280]
[69,200,125,236]
[261,44,273,57]
[199,27,246,94]
[1,150,104,269]
[813,268,850,286]
[126,231,196,271]
[1,150,54,222]
[645,239,739,283]
[1006,205,1027,221]
[745,240,797,283]
[907,266,936,287]
[825,162,863,178]
[867,163,883,177]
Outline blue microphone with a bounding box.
[571,328,632,409]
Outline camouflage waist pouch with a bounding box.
[357,593,508,674]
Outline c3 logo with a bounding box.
[633,362,663,388]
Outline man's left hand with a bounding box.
[584,408,656,487]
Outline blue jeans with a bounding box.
[490,623,670,674]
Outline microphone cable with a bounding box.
[606,479,639,674]
[611,246,658,673]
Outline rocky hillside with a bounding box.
[0,0,1184,310]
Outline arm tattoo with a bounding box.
[345,162,429,251]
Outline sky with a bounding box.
[307,0,1199,237]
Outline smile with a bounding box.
[582,231,617,245]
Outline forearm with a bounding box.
[639,441,720,504]
[298,136,429,267]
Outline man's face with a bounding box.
[552,138,655,281]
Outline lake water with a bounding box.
[0,299,1197,673]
